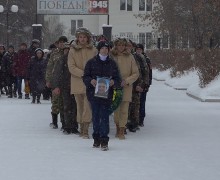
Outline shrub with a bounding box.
[194,48,220,88]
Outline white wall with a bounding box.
[45,0,154,40]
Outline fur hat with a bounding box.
[113,38,127,46]
[97,41,110,51]
[75,27,92,38]
[32,39,40,44]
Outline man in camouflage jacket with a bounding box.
[45,36,67,129]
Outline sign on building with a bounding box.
[37,0,109,15]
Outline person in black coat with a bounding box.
[27,48,47,104]
[83,41,121,151]
[1,45,17,98]
[0,44,7,95]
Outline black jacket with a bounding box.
[83,54,121,105]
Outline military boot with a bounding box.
[83,122,90,139]
[50,113,58,129]
[118,127,125,140]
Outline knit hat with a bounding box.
[97,41,110,51]
[136,43,144,51]
[75,27,92,38]
[58,36,68,43]
[35,48,44,57]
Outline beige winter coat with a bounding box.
[111,50,139,102]
[68,43,97,94]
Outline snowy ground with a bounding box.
[0,80,220,180]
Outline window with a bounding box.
[139,33,145,44]
[146,32,152,49]
[139,32,152,49]
[139,0,152,11]
[71,20,83,35]
[120,0,132,11]
[162,33,169,48]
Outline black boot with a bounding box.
[100,138,109,151]
[50,113,58,129]
[25,94,30,99]
[37,95,41,104]
[32,96,36,104]
[93,138,101,148]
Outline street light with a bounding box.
[0,5,18,47]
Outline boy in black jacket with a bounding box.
[83,41,121,151]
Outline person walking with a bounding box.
[68,27,97,139]
[110,38,139,140]
[83,41,121,150]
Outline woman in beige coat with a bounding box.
[68,27,97,138]
[110,38,139,140]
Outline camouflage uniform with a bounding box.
[128,52,149,131]
[52,52,78,134]
[45,48,64,127]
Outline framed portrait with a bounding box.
[94,77,110,99]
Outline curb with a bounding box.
[186,92,220,102]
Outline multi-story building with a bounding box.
[54,0,155,48]
[56,0,153,48]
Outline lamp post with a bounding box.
[0,5,18,47]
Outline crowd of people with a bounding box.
[0,27,152,151]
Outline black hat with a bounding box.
[136,43,144,51]
[49,44,56,50]
[58,36,68,43]
[8,45,14,49]
[97,41,110,51]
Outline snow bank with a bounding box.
[153,69,170,81]
[187,75,220,102]
[165,71,199,90]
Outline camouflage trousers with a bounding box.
[128,92,140,127]
[51,93,64,123]
[62,88,78,129]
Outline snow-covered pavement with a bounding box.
[0,80,220,180]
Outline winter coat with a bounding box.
[83,54,121,105]
[27,56,47,93]
[0,51,6,87]
[133,53,150,89]
[52,54,71,90]
[110,49,139,102]
[13,50,31,77]
[45,49,63,84]
[1,51,16,85]
[67,43,97,94]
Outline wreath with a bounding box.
[109,88,123,115]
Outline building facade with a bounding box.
[46,0,156,48]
